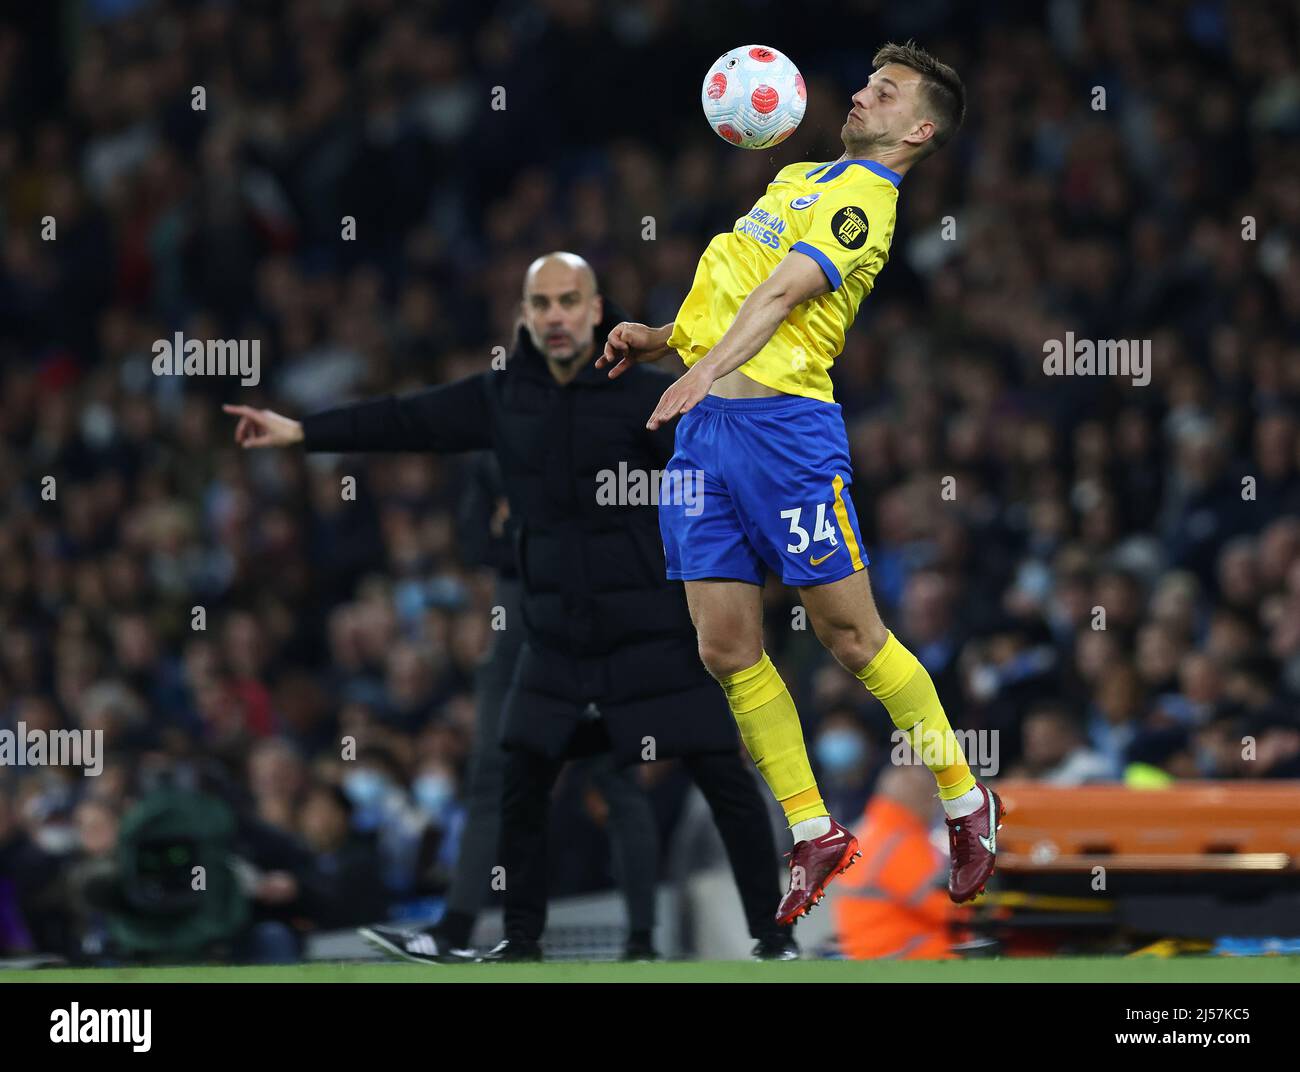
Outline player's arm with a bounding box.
[224,373,494,454]
[681,251,829,383]
[644,252,828,430]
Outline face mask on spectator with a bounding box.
[815,730,865,774]
[25,781,74,822]
[413,774,454,817]
[343,769,392,830]
[80,401,116,447]
[34,823,82,855]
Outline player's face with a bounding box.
[522,264,602,364]
[842,63,926,154]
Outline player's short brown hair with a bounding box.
[872,40,965,158]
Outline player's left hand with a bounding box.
[647,363,715,430]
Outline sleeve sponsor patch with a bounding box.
[830,206,869,249]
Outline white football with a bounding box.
[701,45,806,150]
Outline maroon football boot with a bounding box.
[946,783,1005,903]
[775,817,861,925]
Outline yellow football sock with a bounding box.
[856,632,976,800]
[718,653,828,826]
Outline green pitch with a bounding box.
[4,956,1299,984]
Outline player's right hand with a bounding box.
[222,404,304,448]
[598,321,666,379]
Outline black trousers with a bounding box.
[446,582,658,934]
[443,581,524,920]
[501,742,785,946]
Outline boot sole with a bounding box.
[776,836,862,926]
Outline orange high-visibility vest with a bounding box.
[832,796,966,959]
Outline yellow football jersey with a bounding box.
[667,159,900,402]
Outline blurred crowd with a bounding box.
[1,0,1298,962]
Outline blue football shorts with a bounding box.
[659,393,869,588]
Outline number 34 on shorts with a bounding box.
[778,474,866,584]
[782,501,838,559]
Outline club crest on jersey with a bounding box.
[831,206,868,249]
[790,193,820,210]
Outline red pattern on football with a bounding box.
[702,46,806,150]
[750,85,778,114]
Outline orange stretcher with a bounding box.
[992,782,1300,874]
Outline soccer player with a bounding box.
[597,42,1002,924]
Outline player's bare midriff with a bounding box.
[709,367,783,399]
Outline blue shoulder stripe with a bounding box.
[805,159,902,187]
[790,241,842,291]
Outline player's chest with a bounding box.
[733,183,823,252]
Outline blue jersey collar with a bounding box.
[804,159,902,187]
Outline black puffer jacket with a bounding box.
[301,314,737,761]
